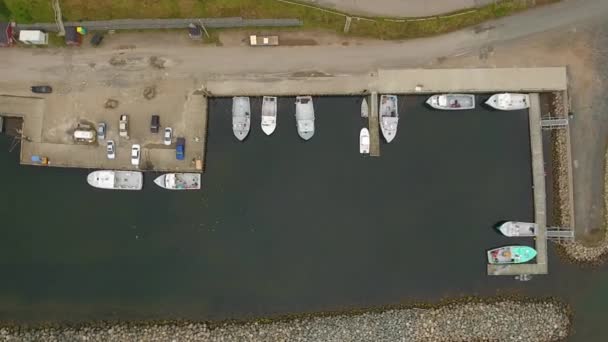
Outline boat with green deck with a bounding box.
[487,246,537,264]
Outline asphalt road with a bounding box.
[302,0,494,17]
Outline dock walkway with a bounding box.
[369,92,380,157]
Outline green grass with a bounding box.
[2,0,557,40]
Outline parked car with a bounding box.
[163,127,172,146]
[131,144,141,166]
[31,85,52,94]
[150,115,160,133]
[106,140,115,159]
[90,33,104,47]
[97,122,106,140]
[176,138,185,160]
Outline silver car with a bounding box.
[97,122,106,140]
[106,140,115,159]
[163,127,173,146]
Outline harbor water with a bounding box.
[0,96,605,341]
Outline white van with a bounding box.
[73,129,96,143]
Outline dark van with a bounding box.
[150,115,160,133]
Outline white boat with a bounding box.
[380,95,398,143]
[498,221,537,237]
[261,96,277,135]
[232,96,251,141]
[87,170,143,190]
[360,128,370,154]
[295,96,315,140]
[154,173,201,190]
[361,98,369,118]
[426,94,475,110]
[486,93,530,111]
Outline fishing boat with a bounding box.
[498,221,536,237]
[379,95,398,143]
[361,98,369,118]
[154,173,201,190]
[261,96,277,135]
[295,96,315,140]
[360,128,370,154]
[486,93,530,111]
[232,96,251,141]
[426,94,475,110]
[487,246,537,264]
[87,170,143,190]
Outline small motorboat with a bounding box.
[295,96,315,140]
[498,221,536,237]
[261,96,277,135]
[360,128,370,154]
[87,170,143,190]
[154,173,201,190]
[487,246,537,264]
[426,94,475,110]
[232,96,251,141]
[379,95,398,143]
[486,93,530,111]
[361,98,369,118]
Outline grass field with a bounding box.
[0,0,557,40]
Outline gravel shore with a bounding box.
[0,300,570,342]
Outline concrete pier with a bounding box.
[369,92,380,157]
[487,93,548,276]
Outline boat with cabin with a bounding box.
[154,173,201,190]
[360,128,370,154]
[485,93,530,111]
[487,246,537,264]
[295,96,315,140]
[261,96,277,135]
[498,221,537,237]
[361,98,369,118]
[232,97,251,141]
[426,94,475,110]
[87,170,143,190]
[380,95,398,143]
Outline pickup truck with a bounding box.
[176,137,185,160]
[119,114,129,138]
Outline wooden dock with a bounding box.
[368,92,381,157]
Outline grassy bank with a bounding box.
[0,0,558,39]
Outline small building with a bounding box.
[18,30,48,45]
[64,26,81,46]
[0,22,15,47]
[188,23,202,40]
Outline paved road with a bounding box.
[302,0,494,17]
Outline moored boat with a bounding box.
[87,170,143,190]
[498,221,537,237]
[261,96,277,135]
[487,246,537,264]
[380,95,398,143]
[426,94,475,110]
[295,96,315,140]
[154,173,201,190]
[232,97,251,141]
[361,98,369,118]
[360,128,370,154]
[486,93,530,111]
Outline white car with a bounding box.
[131,144,141,166]
[106,140,115,159]
[163,127,172,146]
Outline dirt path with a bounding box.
[301,0,494,17]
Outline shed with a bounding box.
[64,26,81,46]
[0,22,14,47]
[188,23,202,40]
[18,30,48,45]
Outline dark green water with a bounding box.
[0,96,605,340]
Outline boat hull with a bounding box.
[361,98,369,118]
[232,97,251,141]
[360,128,370,154]
[487,246,537,264]
[379,95,398,143]
[154,173,201,190]
[498,221,537,237]
[486,93,530,111]
[87,170,143,190]
[296,96,315,140]
[426,94,475,110]
[261,96,277,135]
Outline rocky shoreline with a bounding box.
[0,299,571,342]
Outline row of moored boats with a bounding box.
[87,170,201,191]
[487,221,538,265]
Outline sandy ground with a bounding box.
[302,0,494,17]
